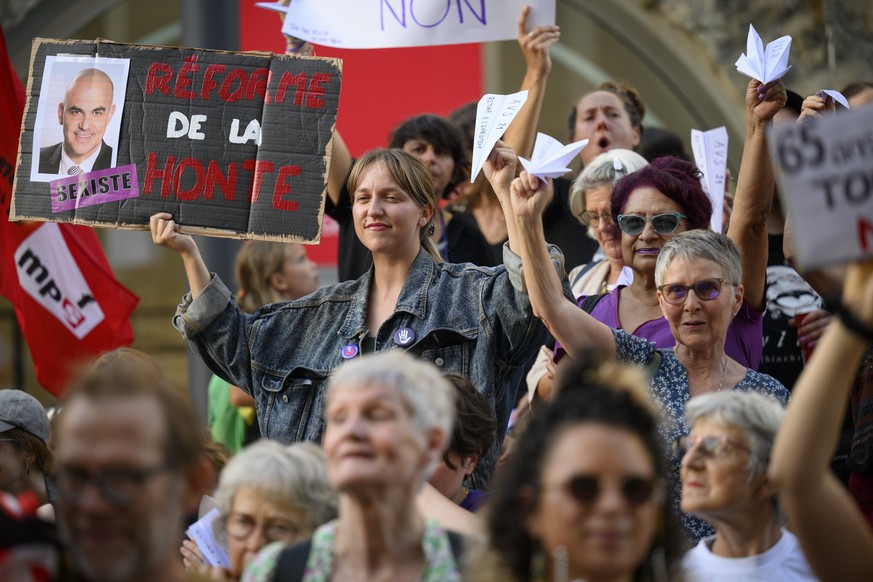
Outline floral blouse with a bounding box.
[241,519,461,582]
[613,329,790,542]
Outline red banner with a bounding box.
[0,29,139,396]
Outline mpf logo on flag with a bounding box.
[14,222,105,338]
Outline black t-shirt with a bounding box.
[759,233,823,390]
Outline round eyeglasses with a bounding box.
[657,278,735,305]
[672,434,751,460]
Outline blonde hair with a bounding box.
[235,241,294,313]
[347,149,442,263]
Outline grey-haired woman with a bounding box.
[677,391,816,581]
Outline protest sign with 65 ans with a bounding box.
[769,105,873,270]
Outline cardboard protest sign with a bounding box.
[768,105,873,270]
[259,0,556,49]
[11,39,342,243]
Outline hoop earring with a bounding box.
[551,545,569,582]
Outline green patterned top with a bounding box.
[241,519,461,582]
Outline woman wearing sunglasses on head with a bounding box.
[469,353,685,582]
[676,391,817,581]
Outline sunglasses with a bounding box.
[616,212,685,236]
[546,474,658,508]
[657,278,733,305]
[672,435,751,460]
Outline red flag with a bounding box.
[0,29,139,396]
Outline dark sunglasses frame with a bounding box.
[53,465,169,506]
[616,212,686,236]
[657,278,734,305]
[547,474,659,508]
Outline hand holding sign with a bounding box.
[517,132,588,180]
[185,508,231,569]
[263,0,556,49]
[735,24,791,84]
[470,90,528,182]
[690,127,728,233]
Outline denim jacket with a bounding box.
[173,244,566,487]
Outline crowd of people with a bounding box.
[3,6,873,582]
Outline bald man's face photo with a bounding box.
[57,73,116,163]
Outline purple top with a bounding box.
[557,285,764,370]
[460,489,487,513]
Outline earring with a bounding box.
[426,223,436,237]
[25,463,31,476]
[551,546,569,582]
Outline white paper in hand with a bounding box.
[690,127,729,233]
[470,91,528,182]
[735,24,791,84]
[517,133,589,180]
[185,508,231,569]
[816,89,850,109]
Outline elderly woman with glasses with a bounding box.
[180,441,338,580]
[676,391,816,581]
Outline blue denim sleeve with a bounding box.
[486,243,571,368]
[173,274,257,396]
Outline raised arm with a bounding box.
[726,79,786,311]
[509,171,615,359]
[500,5,560,157]
[481,140,521,253]
[277,4,352,206]
[150,212,210,297]
[770,261,873,582]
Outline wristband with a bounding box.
[836,304,873,343]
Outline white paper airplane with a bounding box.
[517,132,589,180]
[735,24,791,84]
[470,91,528,182]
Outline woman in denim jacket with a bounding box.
[150,143,564,487]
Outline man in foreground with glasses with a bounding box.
[676,390,817,581]
[52,348,212,582]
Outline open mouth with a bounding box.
[598,137,610,150]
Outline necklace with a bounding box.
[716,356,729,392]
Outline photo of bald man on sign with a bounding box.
[30,56,128,183]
